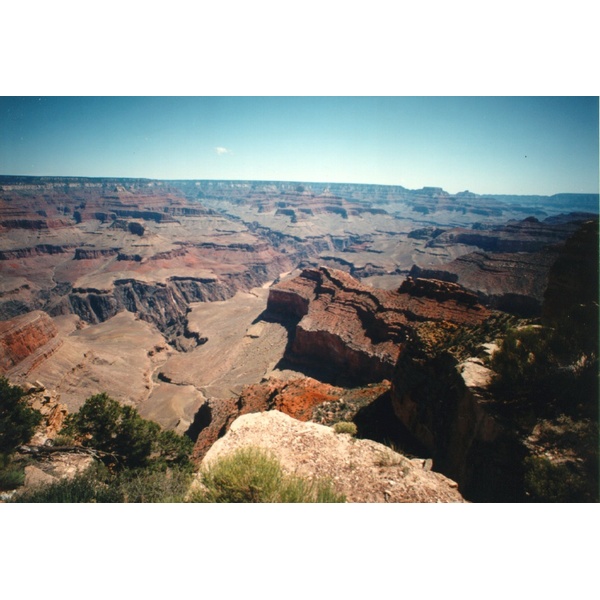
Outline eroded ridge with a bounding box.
[266,266,489,383]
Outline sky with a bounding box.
[0,96,597,196]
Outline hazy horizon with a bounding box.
[2,172,599,201]
[1,97,598,196]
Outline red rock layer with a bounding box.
[190,377,390,462]
[0,311,59,372]
[266,267,489,383]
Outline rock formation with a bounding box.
[189,376,390,462]
[0,311,61,373]
[199,410,466,502]
[1,177,597,503]
[389,349,521,501]
[21,381,69,445]
[408,215,596,316]
[0,178,292,349]
[266,266,489,384]
[409,250,559,316]
[429,216,589,253]
[542,218,599,328]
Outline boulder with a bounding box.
[199,410,466,503]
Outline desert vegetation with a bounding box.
[3,385,346,503]
[61,393,194,471]
[333,421,358,436]
[11,462,194,503]
[2,387,195,502]
[0,377,42,492]
[191,446,345,503]
[489,322,598,502]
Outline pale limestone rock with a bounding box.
[24,466,57,489]
[457,357,494,389]
[199,410,466,503]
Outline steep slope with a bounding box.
[190,376,390,461]
[408,215,595,316]
[266,266,489,384]
[0,311,61,374]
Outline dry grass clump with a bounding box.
[191,446,345,503]
[332,421,358,436]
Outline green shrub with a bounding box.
[115,467,193,503]
[333,421,357,436]
[490,326,554,390]
[0,377,42,456]
[11,465,120,503]
[277,473,346,503]
[523,456,591,502]
[62,393,193,471]
[153,429,194,472]
[0,464,25,491]
[10,464,193,503]
[62,393,157,469]
[193,446,345,503]
[51,434,76,447]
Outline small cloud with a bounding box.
[215,146,231,155]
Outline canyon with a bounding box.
[1,175,597,501]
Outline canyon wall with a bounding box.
[0,311,60,373]
[266,267,489,384]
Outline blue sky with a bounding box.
[0,96,597,195]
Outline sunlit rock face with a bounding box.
[0,311,60,373]
[266,266,489,384]
[198,410,467,503]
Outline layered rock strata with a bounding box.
[266,266,489,384]
[429,216,589,253]
[409,250,559,316]
[408,215,597,316]
[0,180,292,353]
[0,311,61,373]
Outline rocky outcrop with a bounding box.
[398,276,480,307]
[198,410,466,502]
[189,376,391,461]
[0,311,60,372]
[0,218,48,230]
[188,397,239,462]
[390,348,525,501]
[22,381,69,445]
[237,377,342,421]
[429,216,590,253]
[67,267,280,348]
[542,219,599,326]
[410,216,599,317]
[0,244,72,260]
[5,381,94,499]
[409,250,559,316]
[266,267,489,384]
[74,248,119,260]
